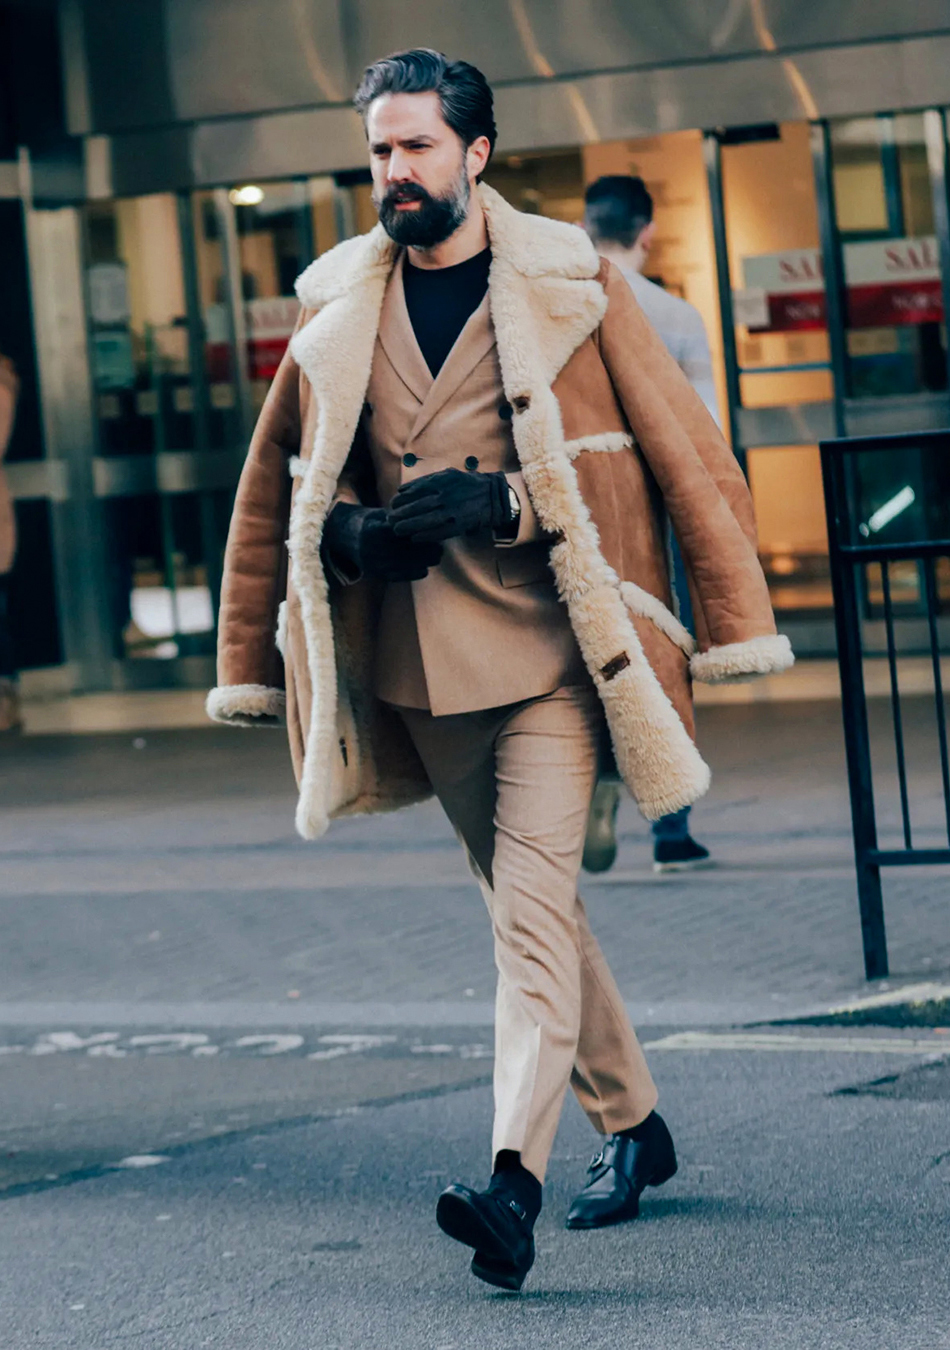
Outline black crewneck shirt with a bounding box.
[402,247,491,379]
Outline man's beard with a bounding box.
[375,165,471,249]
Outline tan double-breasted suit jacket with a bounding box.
[334,253,585,714]
[208,185,793,839]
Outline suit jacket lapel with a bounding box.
[377,252,432,407]
[410,289,496,442]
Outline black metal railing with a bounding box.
[820,428,950,980]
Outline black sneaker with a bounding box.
[436,1183,535,1291]
[653,835,712,873]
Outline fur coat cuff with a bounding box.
[689,634,794,685]
[206,684,286,726]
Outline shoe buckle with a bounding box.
[588,1150,605,1171]
[508,1199,526,1221]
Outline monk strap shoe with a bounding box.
[565,1111,677,1230]
[436,1182,536,1291]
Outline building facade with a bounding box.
[3,1,950,693]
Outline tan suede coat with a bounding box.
[209,185,792,839]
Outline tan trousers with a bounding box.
[398,684,658,1183]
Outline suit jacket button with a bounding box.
[464,455,479,471]
[402,452,418,467]
[498,401,513,421]
[513,395,531,413]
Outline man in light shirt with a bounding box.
[582,174,716,874]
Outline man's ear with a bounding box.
[466,135,492,182]
[638,220,658,253]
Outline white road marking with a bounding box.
[31,1032,120,1055]
[307,1034,395,1061]
[233,1034,304,1056]
[127,1034,209,1054]
[644,1031,950,1054]
[115,1155,170,1169]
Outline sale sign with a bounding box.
[843,237,943,328]
[737,248,826,332]
[735,238,945,333]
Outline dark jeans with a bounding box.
[652,806,691,841]
[0,573,15,678]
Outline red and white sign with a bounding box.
[738,248,826,333]
[245,296,301,380]
[843,237,943,328]
[735,237,944,333]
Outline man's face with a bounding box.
[366,91,482,249]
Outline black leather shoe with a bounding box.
[565,1111,677,1230]
[436,1183,535,1291]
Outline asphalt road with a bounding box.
[2,703,948,1347]
[3,1029,949,1349]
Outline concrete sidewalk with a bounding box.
[1,697,947,1026]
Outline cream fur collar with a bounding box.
[295,182,600,311]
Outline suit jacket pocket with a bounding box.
[495,540,552,588]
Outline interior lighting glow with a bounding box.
[858,485,916,538]
[229,185,264,206]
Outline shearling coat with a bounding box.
[208,184,792,840]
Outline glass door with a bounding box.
[85,191,223,670]
[830,113,948,426]
[81,177,342,687]
[706,121,834,617]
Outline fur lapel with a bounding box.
[287,236,392,839]
[287,183,710,836]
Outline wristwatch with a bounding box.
[507,483,522,529]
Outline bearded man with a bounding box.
[209,49,792,1291]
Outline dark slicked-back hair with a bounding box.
[354,48,497,165]
[584,176,654,249]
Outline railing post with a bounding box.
[820,443,889,979]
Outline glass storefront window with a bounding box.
[226,176,343,414]
[831,115,947,400]
[747,445,831,611]
[309,176,342,261]
[485,149,585,222]
[722,122,832,410]
[191,189,244,449]
[84,196,221,662]
[231,180,309,414]
[85,194,192,455]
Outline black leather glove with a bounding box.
[389,468,514,544]
[322,502,443,583]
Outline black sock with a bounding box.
[489,1150,542,1227]
[619,1111,657,1143]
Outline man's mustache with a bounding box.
[382,183,431,205]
